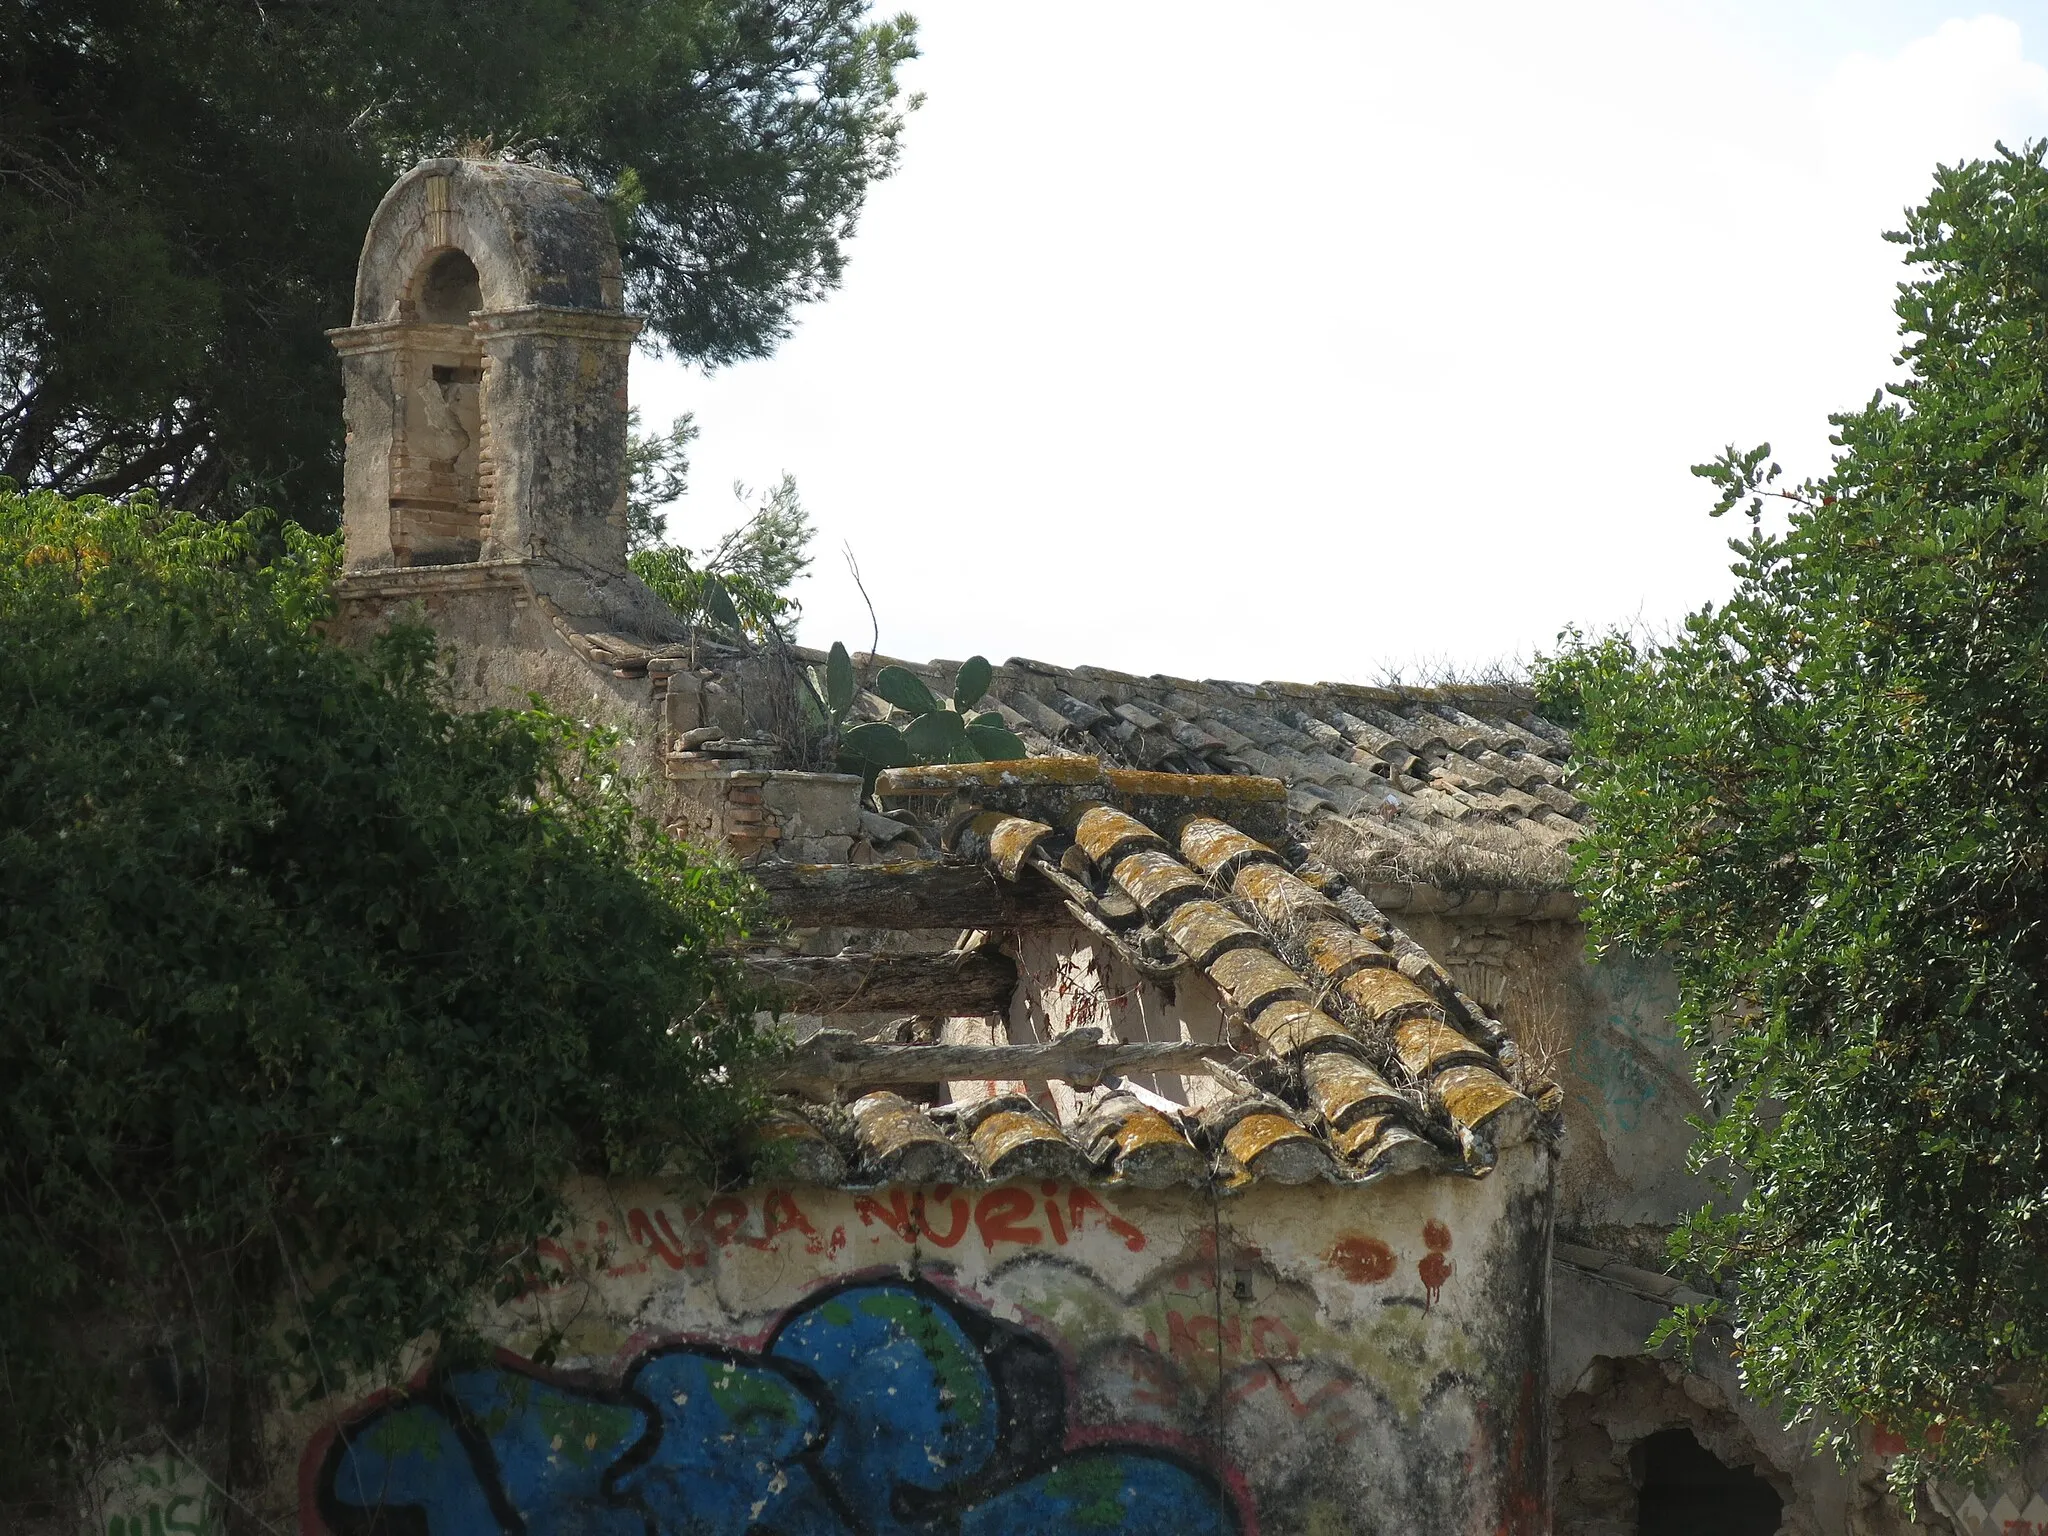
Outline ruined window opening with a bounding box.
[1633,1427,1782,1536]
[389,248,490,565]
[417,247,482,324]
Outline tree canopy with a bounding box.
[1539,141,2048,1479]
[0,0,918,518]
[0,485,769,1511]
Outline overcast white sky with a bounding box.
[634,2,2048,684]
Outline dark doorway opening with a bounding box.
[1635,1427,1782,1535]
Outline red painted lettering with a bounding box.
[762,1190,822,1254]
[1420,1211,1455,1305]
[626,1208,687,1267]
[974,1187,1043,1248]
[1269,1371,1349,1418]
[911,1189,971,1248]
[1225,1370,1273,1405]
[1067,1186,1146,1251]
[1043,1196,1068,1245]
[655,1208,707,1267]
[1165,1309,1240,1360]
[706,1195,749,1246]
[1419,1250,1453,1308]
[1127,1351,1176,1406]
[853,1190,917,1242]
[1249,1315,1301,1360]
[1327,1234,1396,1284]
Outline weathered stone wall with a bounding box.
[1397,913,1707,1258]
[285,1154,1553,1535]
[1396,908,1949,1533]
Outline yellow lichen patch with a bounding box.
[1159,899,1261,966]
[970,1111,1086,1180]
[1299,920,1393,981]
[1337,966,1437,1024]
[1105,768,1286,803]
[1332,1116,1441,1176]
[1330,1112,1398,1161]
[876,756,1106,795]
[1113,1108,1190,1156]
[1073,804,1165,864]
[1176,816,1280,879]
[751,1111,822,1143]
[1223,1112,1332,1184]
[746,1110,846,1181]
[986,815,1055,881]
[1231,861,1346,929]
[1302,1051,1407,1129]
[1209,947,1313,1016]
[1248,997,1353,1055]
[1432,1064,1538,1142]
[848,1091,974,1183]
[1391,1017,1492,1079]
[1109,848,1208,917]
[1110,1110,1208,1187]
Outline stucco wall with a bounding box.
[290,1151,1552,1536]
[1549,1268,1899,1536]
[1396,911,1949,1533]
[1398,914,1708,1256]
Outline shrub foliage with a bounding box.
[1540,143,2048,1479]
[0,486,767,1506]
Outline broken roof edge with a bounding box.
[780,643,1540,712]
[775,792,1561,1189]
[696,644,1584,899]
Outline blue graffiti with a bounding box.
[319,1279,1239,1535]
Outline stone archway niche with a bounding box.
[1554,1356,1804,1536]
[329,157,640,573]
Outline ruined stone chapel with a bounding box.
[253,156,1966,1536]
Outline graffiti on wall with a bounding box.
[1576,956,1694,1140]
[92,1452,219,1536]
[314,1276,1243,1535]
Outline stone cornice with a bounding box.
[470,306,644,343]
[326,320,478,356]
[333,558,534,599]
[327,307,643,356]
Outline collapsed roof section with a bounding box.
[643,639,1587,904]
[972,659,1585,900]
[764,757,1561,1192]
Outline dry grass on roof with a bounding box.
[1360,655,1531,692]
[1313,814,1574,895]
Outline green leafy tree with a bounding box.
[1538,142,2048,1481]
[631,471,817,637]
[627,408,703,552]
[0,0,919,518]
[0,485,768,1513]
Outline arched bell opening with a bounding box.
[415,248,482,324]
[335,158,641,575]
[389,246,491,566]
